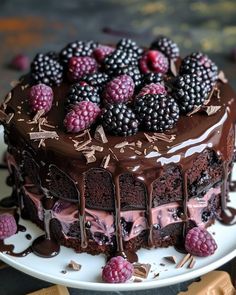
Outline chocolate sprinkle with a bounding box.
[176,253,191,268]
[94,125,108,143]
[29,131,59,140]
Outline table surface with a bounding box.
[0,0,235,294]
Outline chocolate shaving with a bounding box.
[203,86,216,106]
[5,113,14,124]
[109,148,118,161]
[101,154,110,168]
[94,125,108,143]
[82,150,96,164]
[29,131,59,140]
[120,148,125,153]
[135,150,142,155]
[2,92,12,109]
[154,133,176,143]
[32,109,45,123]
[153,146,159,152]
[170,59,178,77]
[75,130,88,138]
[186,105,202,116]
[133,277,143,283]
[67,260,82,271]
[114,141,129,148]
[133,263,151,279]
[0,110,8,122]
[144,133,155,143]
[218,70,228,83]
[75,139,92,151]
[202,105,221,116]
[136,140,143,148]
[91,145,103,152]
[153,272,160,279]
[176,253,191,268]
[164,256,177,264]
[10,80,20,87]
[188,256,196,269]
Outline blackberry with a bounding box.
[60,40,98,65]
[81,72,110,92]
[180,52,218,87]
[66,84,101,108]
[151,35,180,60]
[134,94,179,132]
[141,73,164,86]
[117,38,143,59]
[102,103,139,136]
[31,52,63,86]
[115,65,142,88]
[103,49,138,76]
[173,74,210,113]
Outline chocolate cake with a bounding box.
[0,36,236,261]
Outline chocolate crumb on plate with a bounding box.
[67,260,82,271]
[164,255,177,264]
[176,253,191,269]
[133,263,151,279]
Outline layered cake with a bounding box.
[0,36,236,266]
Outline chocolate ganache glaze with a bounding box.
[1,71,236,258]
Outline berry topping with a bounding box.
[10,54,30,71]
[103,49,138,76]
[115,65,142,88]
[31,52,63,86]
[151,35,180,60]
[102,256,134,283]
[173,74,210,113]
[60,40,98,65]
[134,94,179,132]
[137,83,166,97]
[185,227,217,257]
[103,75,135,104]
[64,101,100,133]
[102,103,139,136]
[29,83,53,114]
[66,84,100,108]
[68,56,97,82]
[180,52,218,87]
[80,72,110,92]
[117,38,143,59]
[141,72,164,86]
[93,45,115,63]
[139,50,169,74]
[0,214,17,240]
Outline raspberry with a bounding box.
[10,54,30,71]
[64,101,100,133]
[180,52,218,87]
[0,214,17,240]
[151,35,180,60]
[185,227,217,257]
[66,84,100,108]
[93,45,115,63]
[173,74,210,113]
[115,65,142,88]
[68,56,97,82]
[141,72,164,86]
[137,83,166,97]
[29,83,53,114]
[139,50,169,74]
[102,256,134,283]
[60,40,98,65]
[102,103,139,136]
[103,75,135,104]
[31,52,63,86]
[81,72,110,92]
[134,94,179,132]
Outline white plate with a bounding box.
[0,126,235,291]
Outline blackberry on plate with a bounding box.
[117,38,143,59]
[102,103,139,136]
[80,72,110,92]
[31,52,63,86]
[134,93,179,132]
[60,40,98,65]
[141,72,164,86]
[151,35,180,60]
[180,52,218,87]
[66,83,101,108]
[115,65,142,88]
[103,49,138,76]
[173,74,210,113]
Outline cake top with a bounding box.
[1,36,236,174]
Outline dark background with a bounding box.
[0,0,235,294]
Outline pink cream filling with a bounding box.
[23,185,220,243]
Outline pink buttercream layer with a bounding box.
[23,185,220,243]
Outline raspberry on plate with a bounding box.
[29,83,54,114]
[139,50,169,74]
[185,227,217,257]
[103,75,135,104]
[102,256,134,283]
[68,56,97,82]
[64,101,101,133]
[0,214,17,240]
